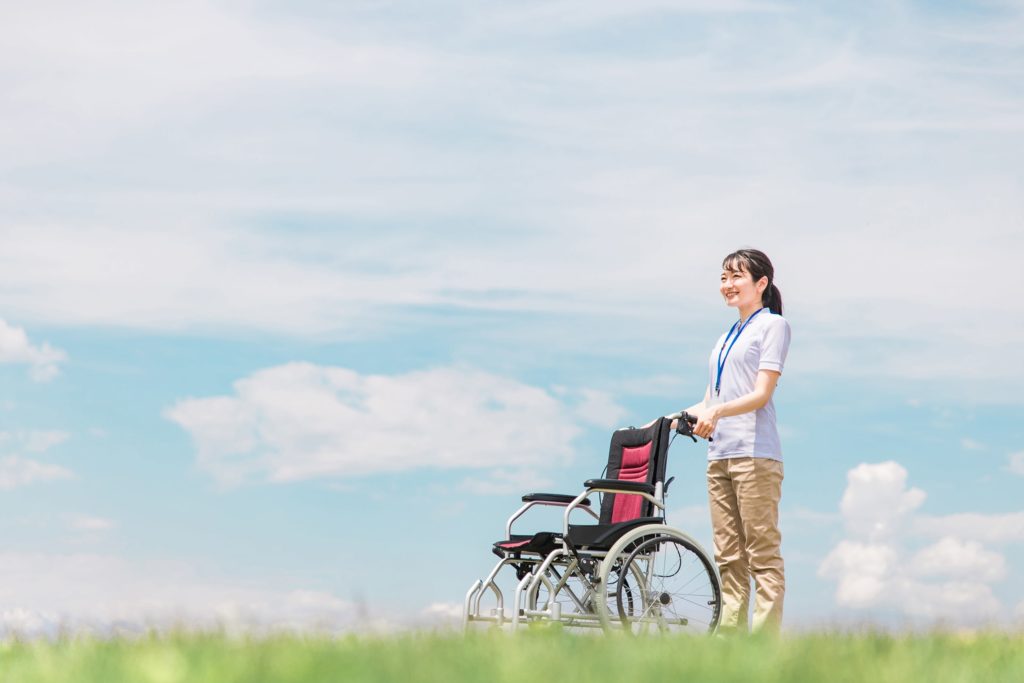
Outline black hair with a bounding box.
[722,248,783,315]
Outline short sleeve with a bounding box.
[758,316,791,374]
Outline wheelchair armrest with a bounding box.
[507,492,598,539]
[584,479,656,495]
[522,493,592,507]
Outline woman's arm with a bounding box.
[691,370,780,439]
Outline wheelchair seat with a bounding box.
[492,418,672,555]
[493,516,668,558]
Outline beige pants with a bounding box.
[707,457,784,633]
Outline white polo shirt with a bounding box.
[706,310,791,461]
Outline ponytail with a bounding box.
[764,283,783,315]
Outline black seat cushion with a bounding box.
[492,518,667,558]
[566,518,665,550]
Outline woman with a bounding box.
[686,248,790,633]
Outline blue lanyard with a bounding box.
[715,307,765,395]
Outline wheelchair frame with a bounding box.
[464,415,723,634]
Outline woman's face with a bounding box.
[720,265,766,311]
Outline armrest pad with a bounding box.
[584,479,656,495]
[522,493,592,507]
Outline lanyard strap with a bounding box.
[715,307,765,395]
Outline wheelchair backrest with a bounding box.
[599,417,672,525]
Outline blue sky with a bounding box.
[1,0,1022,634]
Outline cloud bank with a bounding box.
[0,552,357,638]
[167,363,621,487]
[1,1,1022,398]
[820,461,1021,624]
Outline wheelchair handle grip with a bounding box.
[667,411,712,442]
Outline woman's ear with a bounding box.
[756,276,769,295]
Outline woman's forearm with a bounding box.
[711,370,780,419]
[713,389,770,418]
[692,371,780,440]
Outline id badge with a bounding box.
[707,393,723,408]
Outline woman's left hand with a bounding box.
[692,405,721,440]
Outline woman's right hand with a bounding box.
[691,405,721,440]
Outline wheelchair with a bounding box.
[463,413,722,634]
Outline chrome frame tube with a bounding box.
[510,572,533,629]
[514,548,565,628]
[470,556,541,623]
[536,559,591,616]
[463,580,482,629]
[505,499,598,539]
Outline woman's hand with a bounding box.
[691,405,722,440]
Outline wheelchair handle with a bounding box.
[666,411,712,442]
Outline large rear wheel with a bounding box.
[596,525,721,634]
[616,534,721,634]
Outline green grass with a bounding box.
[2,630,1023,683]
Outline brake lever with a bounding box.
[674,411,711,442]
[674,418,698,442]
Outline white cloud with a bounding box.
[481,0,787,34]
[418,602,464,624]
[0,432,73,491]
[0,552,356,638]
[0,0,435,163]
[0,456,73,490]
[167,363,618,486]
[0,225,426,336]
[819,461,1018,624]
[459,469,554,496]
[1008,452,1024,476]
[0,319,67,382]
[0,430,70,453]
[22,430,70,453]
[0,2,1020,403]
[819,541,897,608]
[960,438,985,451]
[908,537,1007,582]
[913,512,1024,544]
[70,516,116,532]
[572,389,628,428]
[889,579,1002,621]
[839,461,926,540]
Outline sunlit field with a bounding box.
[2,630,1022,683]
